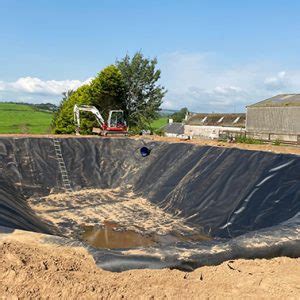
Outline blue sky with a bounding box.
[0,0,300,112]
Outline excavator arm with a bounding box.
[73,104,106,134]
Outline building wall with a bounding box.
[246,131,299,143]
[246,107,300,134]
[184,125,245,139]
[165,133,185,138]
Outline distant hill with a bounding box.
[0,102,53,134]
[0,101,58,112]
[32,103,58,112]
[159,109,179,116]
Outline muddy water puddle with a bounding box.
[81,221,210,249]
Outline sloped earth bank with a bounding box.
[0,137,299,274]
[0,231,300,299]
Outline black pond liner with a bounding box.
[0,137,299,271]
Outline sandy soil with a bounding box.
[0,232,299,299]
[28,189,200,239]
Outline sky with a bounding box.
[0,0,300,112]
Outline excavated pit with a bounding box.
[0,137,300,271]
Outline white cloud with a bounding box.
[264,71,287,90]
[159,52,300,112]
[2,52,300,111]
[0,77,92,103]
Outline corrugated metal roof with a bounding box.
[164,122,184,134]
[186,113,245,127]
[248,94,300,107]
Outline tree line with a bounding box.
[52,52,166,134]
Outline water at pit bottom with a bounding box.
[81,221,210,249]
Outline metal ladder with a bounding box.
[53,139,73,192]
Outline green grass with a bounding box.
[0,103,168,134]
[272,139,281,146]
[0,103,53,134]
[150,117,168,130]
[235,135,263,145]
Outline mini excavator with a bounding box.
[73,104,128,136]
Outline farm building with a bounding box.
[246,94,300,143]
[164,121,185,138]
[184,113,245,139]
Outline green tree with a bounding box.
[52,85,91,133]
[51,90,73,128]
[171,107,188,123]
[89,65,125,119]
[52,65,125,134]
[116,52,166,129]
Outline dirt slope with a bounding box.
[0,236,299,299]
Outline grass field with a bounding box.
[0,102,168,134]
[150,117,168,130]
[0,103,53,134]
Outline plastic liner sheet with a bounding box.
[0,137,299,271]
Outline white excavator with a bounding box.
[73,104,128,136]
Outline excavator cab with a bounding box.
[107,110,127,129]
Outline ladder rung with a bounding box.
[53,138,72,192]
